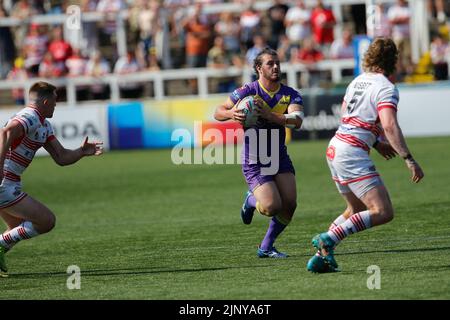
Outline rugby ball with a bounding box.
[235,96,259,127]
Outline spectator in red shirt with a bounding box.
[39,51,67,100]
[292,37,324,87]
[38,52,66,78]
[311,0,336,50]
[294,38,324,64]
[49,26,72,64]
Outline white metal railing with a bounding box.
[0,59,355,107]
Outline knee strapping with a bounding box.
[256,202,278,217]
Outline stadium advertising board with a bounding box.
[397,83,450,137]
[108,99,224,149]
[293,83,450,140]
[108,100,223,149]
[0,104,109,155]
[108,98,292,150]
[107,82,450,150]
[291,91,343,141]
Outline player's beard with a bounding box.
[263,70,280,82]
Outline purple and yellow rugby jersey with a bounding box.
[229,79,303,147]
[230,80,303,125]
[230,79,302,141]
[229,80,303,188]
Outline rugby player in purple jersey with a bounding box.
[215,48,304,258]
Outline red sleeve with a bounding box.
[377,102,398,112]
[46,135,56,143]
[328,10,336,23]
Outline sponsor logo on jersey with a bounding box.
[293,96,302,104]
[278,97,290,105]
[326,145,336,161]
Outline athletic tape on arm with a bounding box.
[284,111,304,130]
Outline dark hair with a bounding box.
[253,47,279,78]
[29,81,56,102]
[363,37,398,76]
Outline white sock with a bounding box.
[328,214,347,230]
[0,221,39,249]
[327,210,372,244]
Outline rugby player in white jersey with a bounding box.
[0,82,103,276]
[307,38,424,273]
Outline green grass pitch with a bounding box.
[0,136,449,299]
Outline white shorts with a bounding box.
[326,137,383,199]
[0,180,27,209]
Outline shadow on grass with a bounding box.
[8,263,283,279]
[7,247,450,279]
[337,246,450,256]
[337,264,450,275]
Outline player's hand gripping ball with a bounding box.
[235,96,259,127]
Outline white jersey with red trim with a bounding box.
[3,107,55,181]
[335,72,399,150]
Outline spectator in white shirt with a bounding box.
[430,34,449,80]
[388,0,412,77]
[114,50,143,99]
[367,3,391,38]
[66,48,89,101]
[329,28,354,77]
[329,28,354,59]
[285,0,311,46]
[85,50,111,100]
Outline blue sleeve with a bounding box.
[290,88,303,106]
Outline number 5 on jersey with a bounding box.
[347,90,364,113]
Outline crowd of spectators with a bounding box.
[0,0,449,104]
